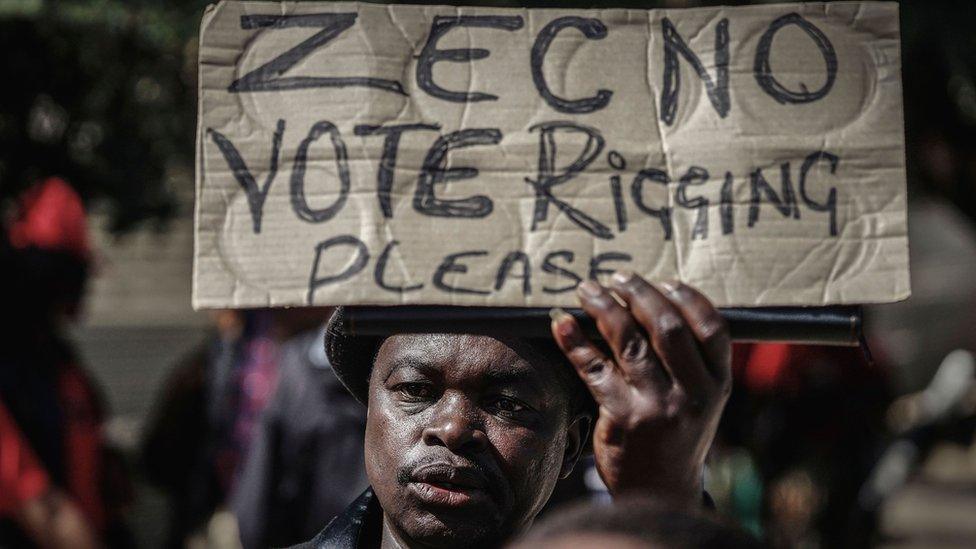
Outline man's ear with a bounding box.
[559,414,592,479]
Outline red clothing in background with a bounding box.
[8,176,91,261]
[58,363,105,531]
[0,400,50,516]
[732,343,879,394]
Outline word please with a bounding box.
[306,238,638,303]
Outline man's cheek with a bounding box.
[490,429,553,476]
[365,403,403,482]
[363,419,384,488]
[493,427,566,493]
[489,418,560,457]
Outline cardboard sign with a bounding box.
[194,1,909,309]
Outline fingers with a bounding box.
[605,273,713,398]
[658,281,731,389]
[554,273,731,407]
[575,280,671,391]
[550,308,630,413]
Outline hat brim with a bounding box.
[324,306,598,425]
[325,306,382,405]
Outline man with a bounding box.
[295,272,731,548]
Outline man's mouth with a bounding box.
[407,465,493,508]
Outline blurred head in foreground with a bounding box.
[507,496,763,549]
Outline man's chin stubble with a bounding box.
[387,506,506,549]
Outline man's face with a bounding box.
[365,334,585,548]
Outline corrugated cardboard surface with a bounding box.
[194,1,909,309]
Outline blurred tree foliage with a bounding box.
[1,1,974,234]
[0,0,208,233]
[0,0,696,234]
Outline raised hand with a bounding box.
[550,272,731,506]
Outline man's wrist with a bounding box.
[608,469,702,507]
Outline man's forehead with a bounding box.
[375,333,562,381]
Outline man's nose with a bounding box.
[421,394,489,453]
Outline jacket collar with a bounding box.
[304,487,381,548]
[299,485,714,548]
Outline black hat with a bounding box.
[325,306,382,405]
[324,306,597,418]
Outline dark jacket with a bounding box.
[289,488,380,549]
[290,486,715,549]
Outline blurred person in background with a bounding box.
[142,308,279,548]
[1,398,97,549]
[712,343,891,548]
[858,349,976,523]
[142,306,368,549]
[231,307,369,549]
[0,176,132,547]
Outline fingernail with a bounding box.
[659,280,681,293]
[549,307,572,323]
[611,270,635,285]
[576,280,602,299]
[549,307,578,339]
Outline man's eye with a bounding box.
[396,383,435,400]
[489,396,527,414]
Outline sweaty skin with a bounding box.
[366,334,586,549]
[363,273,730,548]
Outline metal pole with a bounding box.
[343,305,863,346]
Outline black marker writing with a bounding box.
[433,250,491,295]
[541,250,581,294]
[748,162,799,228]
[676,166,710,240]
[608,151,628,232]
[610,175,627,233]
[230,13,405,95]
[207,119,285,234]
[631,168,672,241]
[589,252,632,280]
[291,120,350,224]
[754,13,837,104]
[414,128,502,218]
[531,16,613,114]
[374,240,424,293]
[307,234,370,303]
[660,17,730,125]
[417,15,524,102]
[720,171,735,235]
[495,251,531,295]
[799,151,839,236]
[355,123,440,218]
[526,121,612,239]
